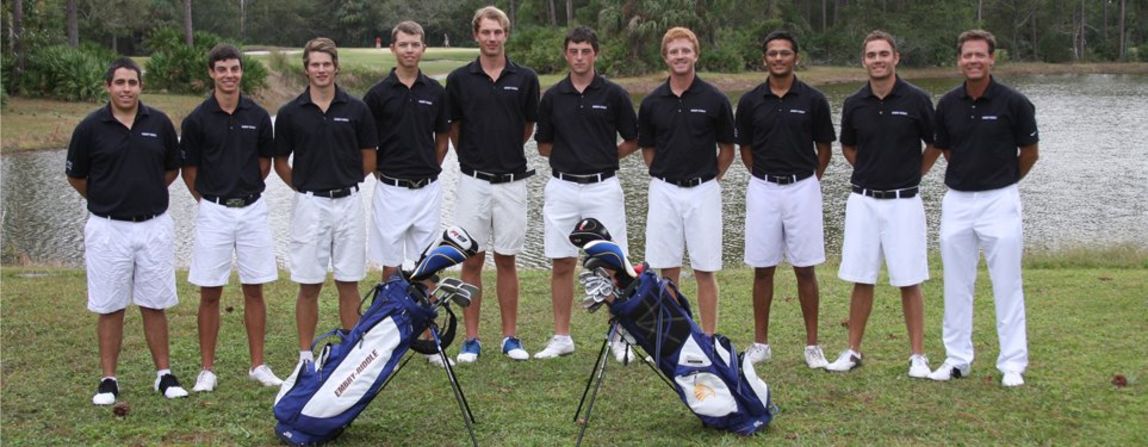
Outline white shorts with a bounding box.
[84,213,178,314]
[369,180,443,267]
[453,175,527,255]
[743,176,825,268]
[543,177,629,259]
[288,190,366,284]
[644,178,723,271]
[188,198,278,287]
[838,193,929,286]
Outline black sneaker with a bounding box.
[154,373,189,399]
[92,378,119,405]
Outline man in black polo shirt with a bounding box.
[180,44,282,392]
[67,57,188,405]
[273,37,378,367]
[928,30,1039,388]
[826,31,939,377]
[363,21,451,366]
[735,31,834,369]
[445,6,540,363]
[638,27,735,336]
[533,26,639,361]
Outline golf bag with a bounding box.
[273,227,479,446]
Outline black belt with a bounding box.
[852,185,919,199]
[461,167,535,184]
[302,185,359,199]
[375,172,438,189]
[95,213,160,222]
[552,170,616,184]
[752,171,814,185]
[656,175,715,188]
[202,193,260,208]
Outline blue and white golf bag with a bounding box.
[608,270,774,435]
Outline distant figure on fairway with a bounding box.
[929,29,1039,387]
[180,44,282,393]
[67,57,188,405]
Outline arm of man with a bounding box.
[164,169,179,187]
[523,123,535,144]
[816,141,832,179]
[435,132,450,165]
[450,122,461,152]
[181,166,201,201]
[1018,143,1039,180]
[716,143,735,181]
[538,141,552,157]
[67,176,88,198]
[361,149,376,178]
[259,157,271,180]
[921,145,942,176]
[641,147,655,167]
[738,146,753,172]
[617,139,638,159]
[842,144,858,167]
[274,156,294,190]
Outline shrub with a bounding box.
[20,45,111,102]
[143,28,267,94]
[505,26,566,75]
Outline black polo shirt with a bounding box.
[180,94,274,198]
[363,69,450,178]
[840,77,935,190]
[535,73,638,174]
[446,57,540,174]
[735,77,835,177]
[638,76,735,180]
[935,77,1039,191]
[66,103,179,217]
[274,86,378,192]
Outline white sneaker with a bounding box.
[927,360,971,381]
[804,345,829,369]
[1002,371,1025,387]
[154,373,189,399]
[825,349,862,372]
[908,354,930,379]
[533,335,575,359]
[425,353,456,367]
[92,378,118,406]
[249,364,283,387]
[744,343,772,364]
[193,369,217,392]
[610,339,635,364]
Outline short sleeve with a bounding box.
[257,111,275,158]
[933,97,951,150]
[839,98,857,147]
[614,86,638,141]
[637,98,656,148]
[273,106,294,157]
[917,94,936,145]
[812,94,836,143]
[65,120,91,178]
[355,103,379,149]
[523,71,541,123]
[734,94,754,147]
[433,85,450,134]
[715,94,735,145]
[1012,95,1039,146]
[161,115,180,171]
[446,71,464,122]
[178,114,202,167]
[534,90,554,143]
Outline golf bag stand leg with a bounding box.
[431,323,478,447]
[573,320,619,446]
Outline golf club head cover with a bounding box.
[569,217,613,247]
[582,240,638,288]
[441,225,479,258]
[409,245,469,282]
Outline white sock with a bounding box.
[555,335,573,343]
[299,351,314,362]
[156,369,171,378]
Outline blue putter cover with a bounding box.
[583,240,637,279]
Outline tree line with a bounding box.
[4,0,1147,82]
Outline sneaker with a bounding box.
[908,354,930,379]
[804,345,829,369]
[456,338,481,364]
[426,353,456,368]
[193,369,217,392]
[92,378,118,406]
[744,343,772,364]
[502,336,529,361]
[533,335,575,359]
[249,364,283,387]
[154,373,189,399]
[1002,371,1025,387]
[927,360,971,381]
[610,338,635,364]
[825,349,862,372]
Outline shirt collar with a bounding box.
[960,75,1000,100]
[556,72,604,94]
[467,56,520,76]
[204,93,252,113]
[657,74,703,97]
[99,101,150,123]
[760,76,807,99]
[295,85,349,106]
[382,68,428,88]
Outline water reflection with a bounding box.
[3,74,1146,269]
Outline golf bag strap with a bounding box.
[309,328,347,354]
[410,304,458,355]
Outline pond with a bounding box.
[3,74,1146,269]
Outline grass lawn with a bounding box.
[244,47,479,78]
[0,94,205,152]
[2,256,1145,445]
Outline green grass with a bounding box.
[2,257,1145,446]
[245,47,478,78]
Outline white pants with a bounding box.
[288,191,366,284]
[188,198,278,287]
[939,184,1028,374]
[543,177,629,259]
[368,180,443,267]
[645,178,722,271]
[743,176,825,268]
[84,213,178,313]
[453,175,527,255]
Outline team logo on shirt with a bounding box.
[140,132,158,138]
[333,117,351,122]
[982,115,998,120]
[591,104,608,110]
[891,110,908,116]
[240,124,258,130]
[789,109,806,114]
[503,86,519,91]
[418,99,434,106]
[689,108,707,113]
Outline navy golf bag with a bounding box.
[273,227,479,446]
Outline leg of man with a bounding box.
[140,306,173,370]
[197,286,224,370]
[978,186,1028,376]
[751,267,776,344]
[335,280,361,331]
[98,311,126,377]
[491,180,527,352]
[695,270,719,335]
[846,283,875,352]
[900,284,925,354]
[684,180,724,336]
[550,257,577,336]
[939,190,980,367]
[241,284,268,368]
[794,266,821,345]
[494,253,519,337]
[461,254,486,339]
[295,283,323,350]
